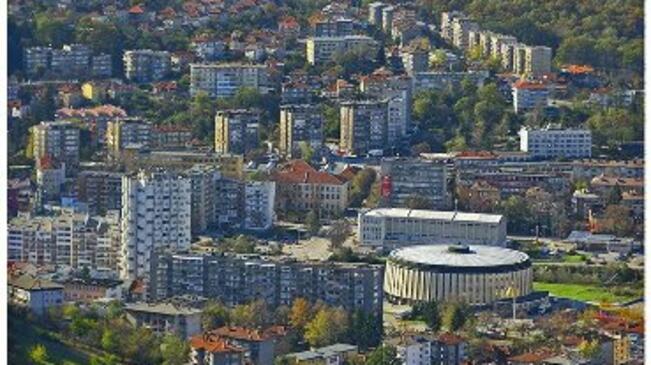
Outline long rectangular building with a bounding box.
[358,208,507,249]
[149,253,384,317]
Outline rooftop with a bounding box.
[125,302,202,316]
[362,208,504,224]
[9,273,64,291]
[389,244,529,268]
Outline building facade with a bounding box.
[306,36,379,65]
[244,181,276,231]
[123,50,171,83]
[214,109,261,155]
[120,170,192,282]
[31,121,80,172]
[358,208,507,248]
[279,104,324,158]
[190,63,273,98]
[519,126,592,159]
[340,100,388,156]
[379,157,449,210]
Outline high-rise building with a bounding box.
[368,2,387,25]
[106,119,152,157]
[381,6,395,34]
[186,164,221,234]
[490,34,517,59]
[120,170,191,282]
[524,45,552,76]
[340,100,388,156]
[313,17,354,37]
[214,109,260,155]
[189,63,273,98]
[379,157,449,209]
[123,50,171,83]
[91,54,113,78]
[243,181,276,231]
[77,170,125,215]
[440,11,464,42]
[24,47,51,76]
[31,121,80,172]
[279,104,324,158]
[451,17,479,50]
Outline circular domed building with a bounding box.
[384,244,532,305]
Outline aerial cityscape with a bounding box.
[5,0,645,364]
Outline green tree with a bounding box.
[161,335,190,365]
[349,168,377,207]
[323,105,340,140]
[306,210,321,235]
[304,308,348,347]
[299,141,315,163]
[327,220,351,250]
[442,303,468,331]
[416,301,441,331]
[101,329,118,352]
[202,301,230,330]
[405,195,432,209]
[289,298,313,330]
[606,186,622,205]
[366,346,400,365]
[28,344,49,365]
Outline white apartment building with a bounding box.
[358,208,507,249]
[368,2,387,25]
[190,63,272,98]
[9,274,64,315]
[490,34,517,59]
[120,170,191,282]
[440,11,464,42]
[123,50,171,83]
[8,210,121,274]
[386,92,410,146]
[451,17,478,50]
[50,44,91,75]
[511,80,549,113]
[519,125,592,159]
[31,121,80,171]
[243,181,276,231]
[279,104,324,158]
[306,36,379,65]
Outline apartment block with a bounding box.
[306,36,379,65]
[519,126,592,159]
[149,252,384,317]
[50,44,91,76]
[451,17,479,50]
[190,63,273,98]
[91,54,113,78]
[279,104,324,158]
[388,333,467,365]
[106,118,152,157]
[512,80,550,113]
[401,48,429,75]
[24,47,51,76]
[382,6,395,34]
[412,71,488,93]
[313,17,354,37]
[8,210,121,274]
[123,50,171,83]
[120,170,192,283]
[244,181,276,231]
[150,125,193,148]
[340,100,388,156]
[524,45,552,76]
[368,2,387,25]
[31,121,80,172]
[214,109,260,155]
[490,34,517,59]
[8,274,64,315]
[186,164,221,234]
[379,157,449,210]
[440,11,464,42]
[77,170,124,215]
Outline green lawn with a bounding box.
[533,282,639,304]
[9,316,90,365]
[562,254,586,263]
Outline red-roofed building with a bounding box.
[512,80,550,113]
[210,326,287,365]
[190,332,245,365]
[507,349,556,364]
[271,160,350,220]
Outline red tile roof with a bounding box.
[513,80,548,90]
[213,326,283,342]
[190,333,245,353]
[272,160,346,186]
[437,332,464,346]
[128,4,144,14]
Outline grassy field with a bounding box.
[533,282,639,304]
[562,254,586,263]
[9,316,90,365]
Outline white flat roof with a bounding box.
[362,208,503,224]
